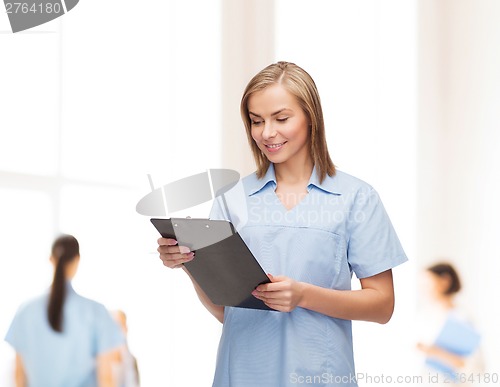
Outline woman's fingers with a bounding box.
[253,289,289,300]
[263,301,293,313]
[160,255,194,269]
[157,244,191,254]
[159,251,194,268]
[252,275,303,312]
[157,238,194,269]
[158,237,178,246]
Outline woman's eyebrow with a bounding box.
[249,108,290,117]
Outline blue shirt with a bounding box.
[5,283,124,387]
[209,164,407,387]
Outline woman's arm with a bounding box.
[252,269,395,324]
[96,349,119,387]
[183,267,224,323]
[416,343,466,369]
[14,354,26,387]
[157,238,224,323]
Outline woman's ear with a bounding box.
[441,273,453,294]
[434,273,452,296]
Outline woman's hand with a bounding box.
[157,238,194,269]
[416,342,466,369]
[252,274,306,312]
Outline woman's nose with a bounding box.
[262,122,277,140]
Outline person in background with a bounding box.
[417,262,484,386]
[4,234,124,387]
[111,310,140,387]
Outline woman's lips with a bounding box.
[264,141,287,153]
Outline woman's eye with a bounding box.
[277,117,289,123]
[251,120,263,126]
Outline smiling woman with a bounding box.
[241,62,334,185]
[243,63,333,211]
[157,61,408,387]
[248,85,311,169]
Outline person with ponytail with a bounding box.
[5,235,124,387]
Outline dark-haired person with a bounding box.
[4,235,124,387]
[417,262,484,386]
[157,62,407,386]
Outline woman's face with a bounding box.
[423,271,451,299]
[248,84,311,166]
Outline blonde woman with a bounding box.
[157,62,407,387]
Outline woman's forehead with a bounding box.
[247,84,299,113]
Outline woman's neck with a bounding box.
[436,294,455,310]
[274,157,314,186]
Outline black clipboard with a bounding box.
[151,218,272,310]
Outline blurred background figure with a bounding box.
[416,262,484,386]
[111,310,140,387]
[4,235,124,387]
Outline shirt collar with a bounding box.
[248,164,341,196]
[306,165,342,195]
[248,163,277,196]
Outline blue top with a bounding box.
[209,164,408,387]
[5,283,124,387]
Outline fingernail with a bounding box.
[179,246,191,253]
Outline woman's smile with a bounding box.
[264,141,287,152]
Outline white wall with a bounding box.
[220,0,275,176]
[418,0,500,372]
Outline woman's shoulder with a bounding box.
[319,169,377,199]
[66,287,110,317]
[330,169,373,187]
[13,292,48,317]
[72,291,107,310]
[66,291,117,329]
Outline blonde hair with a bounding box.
[240,61,335,182]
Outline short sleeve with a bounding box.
[347,187,407,278]
[4,305,28,355]
[93,304,124,355]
